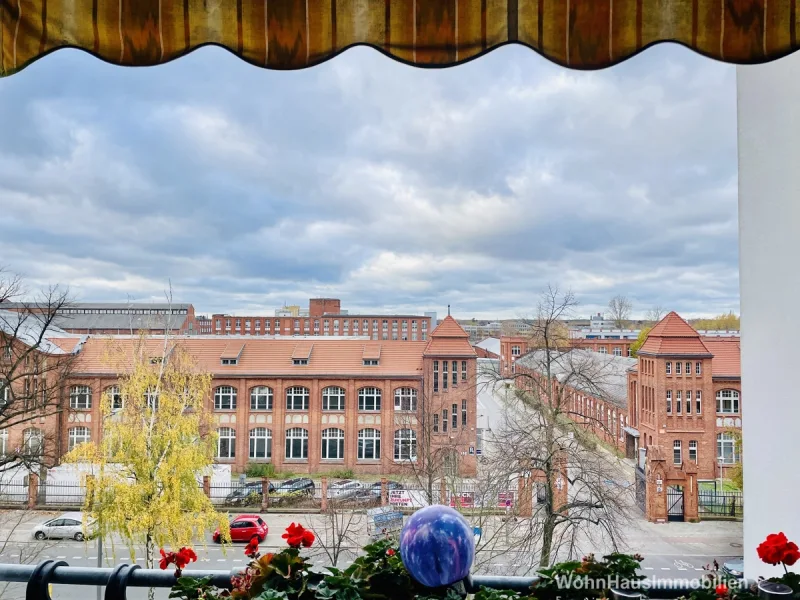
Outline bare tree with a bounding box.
[486,287,635,569]
[645,306,665,324]
[0,269,77,473]
[307,507,365,568]
[607,295,632,328]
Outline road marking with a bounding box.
[72,556,82,559]
[57,556,66,559]
[678,568,687,571]
[233,559,242,563]
[695,568,705,571]
[644,567,654,570]
[661,567,670,571]
[217,559,226,562]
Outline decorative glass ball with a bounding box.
[399,505,475,587]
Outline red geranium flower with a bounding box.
[159,548,174,570]
[244,538,260,557]
[715,584,728,597]
[386,548,395,557]
[175,547,197,569]
[282,523,314,548]
[757,532,800,567]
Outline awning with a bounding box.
[1,1,797,78]
[623,426,640,438]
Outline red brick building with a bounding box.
[626,313,741,480]
[209,298,433,341]
[2,316,476,477]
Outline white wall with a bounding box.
[737,57,800,577]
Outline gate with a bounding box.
[667,486,684,522]
[634,467,646,513]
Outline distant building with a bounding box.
[0,302,197,335]
[210,298,432,341]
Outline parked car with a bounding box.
[271,478,315,505]
[213,514,268,543]
[721,557,744,579]
[32,512,95,541]
[225,481,276,506]
[327,479,363,500]
[369,481,403,497]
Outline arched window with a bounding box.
[357,428,381,460]
[321,428,345,460]
[394,388,417,412]
[68,427,90,451]
[69,385,92,409]
[322,387,345,411]
[250,386,273,411]
[214,386,237,410]
[23,427,43,457]
[717,432,740,464]
[716,390,740,414]
[217,427,236,458]
[249,428,272,459]
[105,386,123,411]
[358,387,381,411]
[394,429,417,461]
[285,428,308,459]
[286,387,309,411]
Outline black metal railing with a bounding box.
[1,562,789,600]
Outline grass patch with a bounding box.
[244,463,295,479]
[326,468,356,479]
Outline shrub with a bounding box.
[246,463,277,478]
[327,468,355,479]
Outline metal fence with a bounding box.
[698,491,744,519]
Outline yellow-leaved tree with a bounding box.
[66,335,229,581]
[629,326,652,358]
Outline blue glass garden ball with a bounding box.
[399,505,475,587]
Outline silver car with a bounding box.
[32,512,93,541]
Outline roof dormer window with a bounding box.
[293,358,309,366]
[221,358,238,365]
[363,359,379,366]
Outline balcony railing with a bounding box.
[0,561,785,600]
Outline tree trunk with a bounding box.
[146,533,155,600]
[539,514,556,567]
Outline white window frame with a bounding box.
[394,387,417,412]
[214,386,237,410]
[322,387,345,411]
[394,429,417,462]
[666,362,672,375]
[68,426,90,451]
[285,427,308,460]
[716,389,740,414]
[250,386,273,411]
[676,362,682,375]
[358,387,381,411]
[286,387,310,411]
[23,427,43,457]
[249,427,272,459]
[717,432,739,464]
[217,427,236,459]
[666,390,672,414]
[106,386,123,411]
[696,390,702,414]
[321,428,345,460]
[696,362,702,375]
[357,428,381,460]
[689,440,698,462]
[0,429,7,456]
[69,385,92,410]
[673,440,682,465]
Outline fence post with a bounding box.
[202,475,210,498]
[261,477,270,512]
[27,472,39,509]
[380,477,388,506]
[321,477,328,512]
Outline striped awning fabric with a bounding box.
[1,0,797,78]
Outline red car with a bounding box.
[213,514,268,543]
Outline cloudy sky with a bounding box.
[0,43,738,320]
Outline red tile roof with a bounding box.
[424,316,476,357]
[639,312,712,356]
[72,336,426,378]
[702,338,741,378]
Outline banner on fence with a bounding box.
[388,489,429,508]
